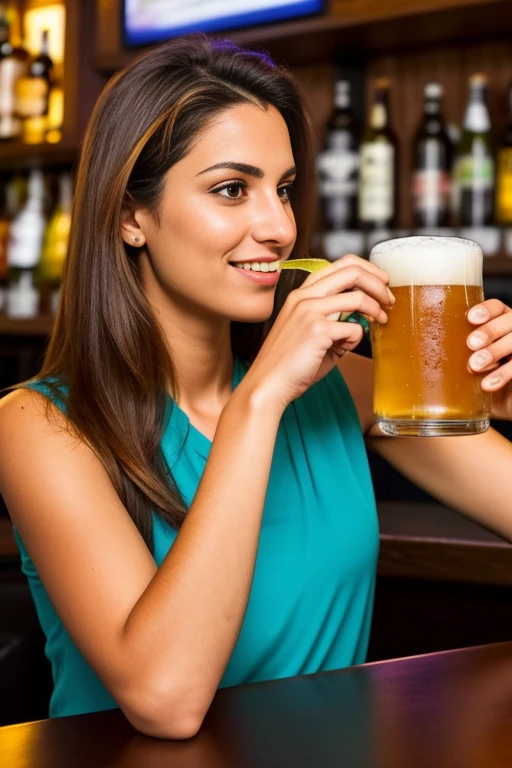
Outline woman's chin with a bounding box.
[231,308,274,324]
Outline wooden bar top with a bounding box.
[1,641,512,767]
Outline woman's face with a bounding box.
[127,102,297,324]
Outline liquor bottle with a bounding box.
[412,82,453,229]
[454,73,495,227]
[38,172,72,315]
[317,79,363,259]
[45,74,64,144]
[0,6,28,140]
[15,29,53,145]
[359,78,398,236]
[6,169,46,318]
[317,80,360,231]
[497,84,512,226]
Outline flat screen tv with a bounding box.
[123,0,325,47]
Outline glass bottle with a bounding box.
[454,73,495,227]
[38,171,72,315]
[15,29,53,145]
[412,82,453,229]
[317,79,360,232]
[359,78,398,234]
[497,84,512,226]
[0,6,28,140]
[6,169,46,318]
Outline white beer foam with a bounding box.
[369,236,483,287]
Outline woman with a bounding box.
[0,35,512,740]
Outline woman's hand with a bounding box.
[242,255,394,412]
[467,299,512,420]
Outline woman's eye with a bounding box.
[278,183,295,201]
[213,182,246,199]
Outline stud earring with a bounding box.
[133,236,141,244]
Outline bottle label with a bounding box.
[15,77,49,117]
[455,152,494,190]
[413,169,451,213]
[359,143,394,221]
[0,58,26,116]
[7,271,40,319]
[497,147,512,224]
[317,149,359,197]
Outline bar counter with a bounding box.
[1,641,512,767]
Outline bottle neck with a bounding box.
[424,98,441,116]
[464,84,490,132]
[40,29,49,57]
[0,21,8,47]
[370,94,389,130]
[59,175,73,213]
[334,81,350,110]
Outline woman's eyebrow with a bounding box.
[196,162,296,182]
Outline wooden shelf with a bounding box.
[0,315,53,337]
[0,141,79,172]
[96,0,512,71]
[483,255,512,276]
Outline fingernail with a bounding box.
[387,289,395,304]
[484,374,502,387]
[469,306,489,322]
[468,333,486,350]
[470,350,491,369]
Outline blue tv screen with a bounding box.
[124,0,325,47]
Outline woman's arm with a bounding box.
[0,384,282,739]
[338,352,512,541]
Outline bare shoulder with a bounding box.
[0,386,72,444]
[336,352,376,434]
[0,387,97,491]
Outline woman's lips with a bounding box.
[229,264,280,285]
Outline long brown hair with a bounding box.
[24,35,317,550]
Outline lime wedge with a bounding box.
[281,258,330,273]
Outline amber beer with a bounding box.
[370,236,490,436]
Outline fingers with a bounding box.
[302,254,390,290]
[300,262,394,313]
[481,359,512,392]
[303,291,388,325]
[330,321,364,356]
[467,302,512,391]
[467,299,510,325]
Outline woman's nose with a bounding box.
[250,192,296,247]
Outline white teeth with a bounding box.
[232,261,280,272]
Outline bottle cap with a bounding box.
[374,77,391,91]
[424,82,443,99]
[469,73,488,86]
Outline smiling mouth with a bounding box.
[230,261,283,273]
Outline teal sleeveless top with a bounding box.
[14,358,379,718]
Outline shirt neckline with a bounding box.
[166,357,244,460]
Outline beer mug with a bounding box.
[369,236,490,437]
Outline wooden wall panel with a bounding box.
[367,40,512,227]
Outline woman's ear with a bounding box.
[121,207,146,248]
